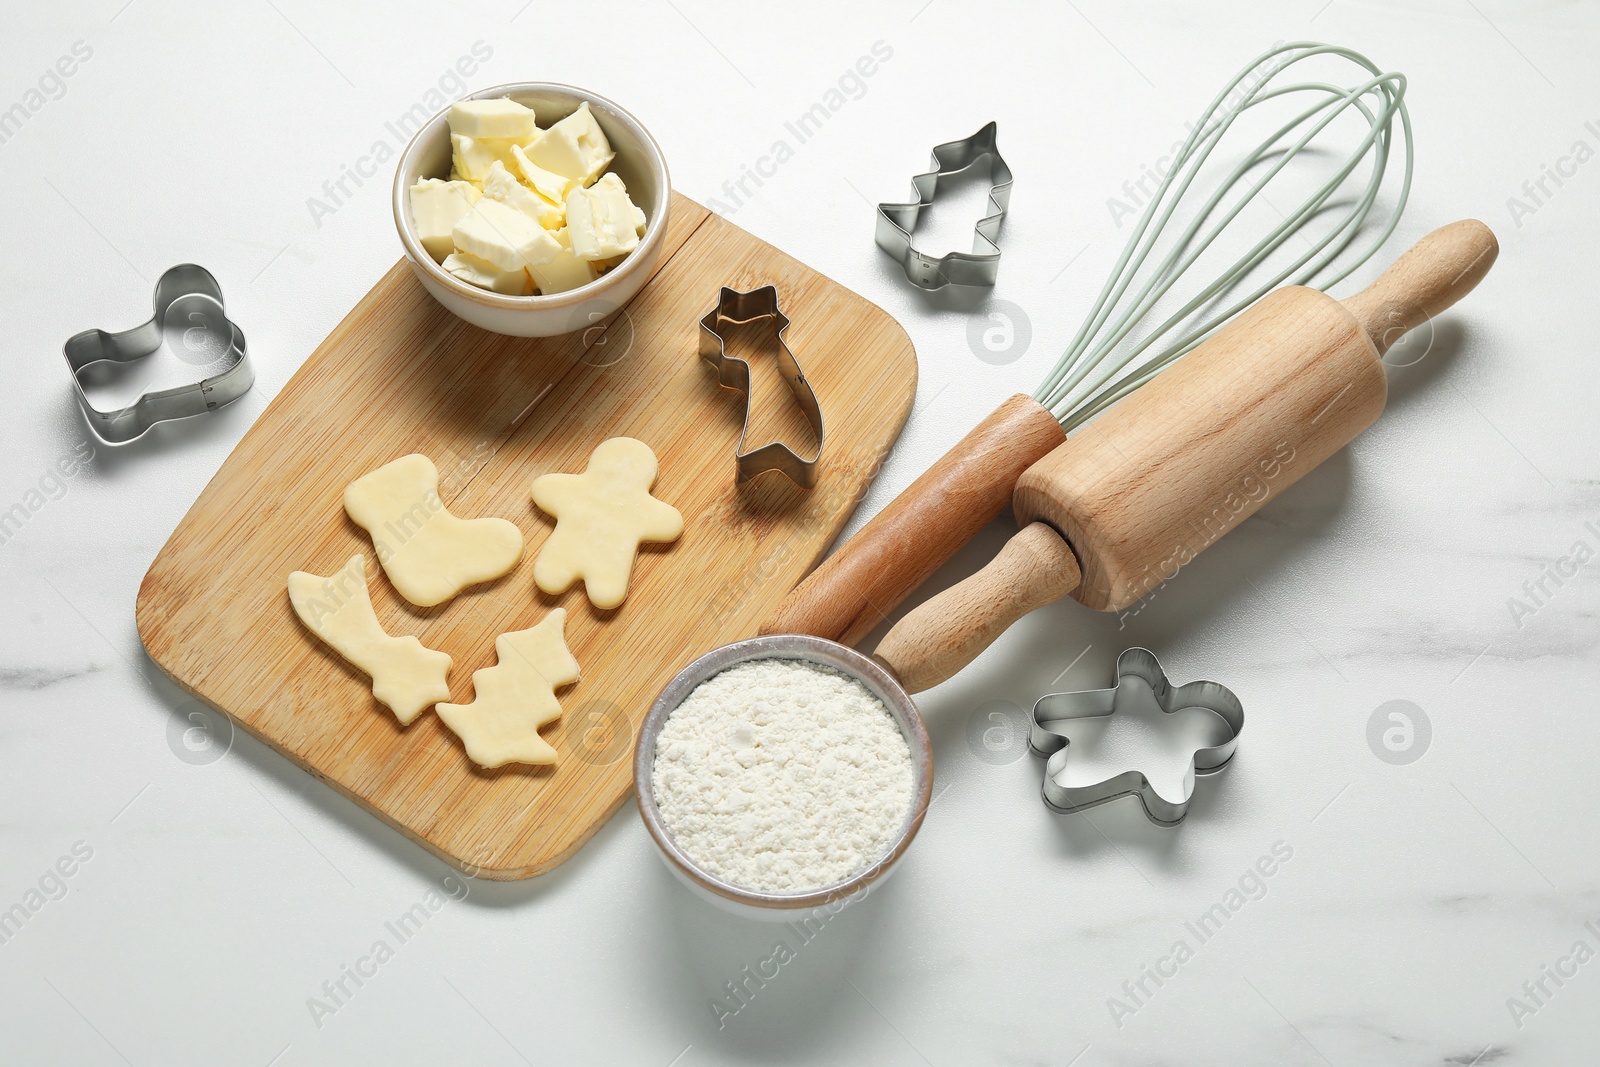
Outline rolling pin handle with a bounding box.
[761,394,1065,645]
[873,522,1082,694]
[1341,219,1499,357]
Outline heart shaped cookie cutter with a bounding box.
[63,263,253,445]
[698,285,824,488]
[1028,647,1244,826]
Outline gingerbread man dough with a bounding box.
[529,438,683,609]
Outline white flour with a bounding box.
[651,658,914,894]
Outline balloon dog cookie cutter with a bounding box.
[875,120,1012,290]
[1028,648,1244,826]
[698,285,824,488]
[62,264,253,445]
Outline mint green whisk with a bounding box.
[766,40,1414,648]
[1035,40,1413,430]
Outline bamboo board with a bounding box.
[136,195,917,879]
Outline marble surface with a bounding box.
[3,2,1597,1063]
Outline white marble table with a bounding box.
[3,2,1596,1063]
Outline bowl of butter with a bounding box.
[392,82,670,337]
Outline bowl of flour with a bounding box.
[635,635,933,920]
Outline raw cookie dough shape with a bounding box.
[287,554,453,724]
[529,438,683,609]
[436,609,580,768]
[343,453,524,608]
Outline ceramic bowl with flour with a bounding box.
[634,635,933,921]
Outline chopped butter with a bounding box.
[442,252,534,295]
[510,144,575,206]
[448,98,538,141]
[528,228,598,295]
[409,178,482,262]
[450,134,521,183]
[482,161,563,229]
[565,173,647,261]
[452,200,563,272]
[421,96,643,295]
[524,102,615,187]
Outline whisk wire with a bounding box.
[1066,76,1405,414]
[1034,42,1414,429]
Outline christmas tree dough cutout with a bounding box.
[529,437,683,609]
[287,554,452,724]
[344,453,523,608]
[436,609,579,768]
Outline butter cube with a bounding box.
[482,161,563,230]
[529,228,598,295]
[453,200,563,272]
[448,98,538,141]
[442,252,534,295]
[450,134,521,182]
[510,145,575,206]
[524,101,614,186]
[599,173,647,231]
[410,178,482,262]
[565,173,647,261]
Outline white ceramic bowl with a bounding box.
[391,82,670,337]
[635,635,934,922]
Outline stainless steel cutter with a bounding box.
[698,285,824,488]
[1029,647,1244,826]
[875,121,1012,290]
[63,264,253,445]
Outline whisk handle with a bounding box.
[1341,219,1499,357]
[874,522,1081,694]
[761,394,1065,645]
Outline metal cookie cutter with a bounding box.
[698,285,824,488]
[63,264,253,445]
[1028,648,1244,826]
[876,121,1012,290]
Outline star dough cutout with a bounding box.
[1027,648,1244,826]
[529,437,683,609]
[287,554,452,724]
[436,609,579,768]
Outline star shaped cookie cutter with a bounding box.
[1028,648,1244,826]
[63,264,253,445]
[876,120,1012,290]
[698,285,824,488]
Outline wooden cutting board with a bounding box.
[136,194,917,879]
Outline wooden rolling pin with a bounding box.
[873,219,1499,693]
[762,394,1065,645]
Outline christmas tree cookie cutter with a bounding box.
[875,121,1012,290]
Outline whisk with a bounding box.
[1040,41,1412,430]
[764,41,1415,646]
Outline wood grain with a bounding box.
[1341,219,1499,357]
[135,193,918,880]
[873,521,1080,694]
[871,220,1497,689]
[1018,284,1389,612]
[761,394,1064,644]
[1023,219,1498,611]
